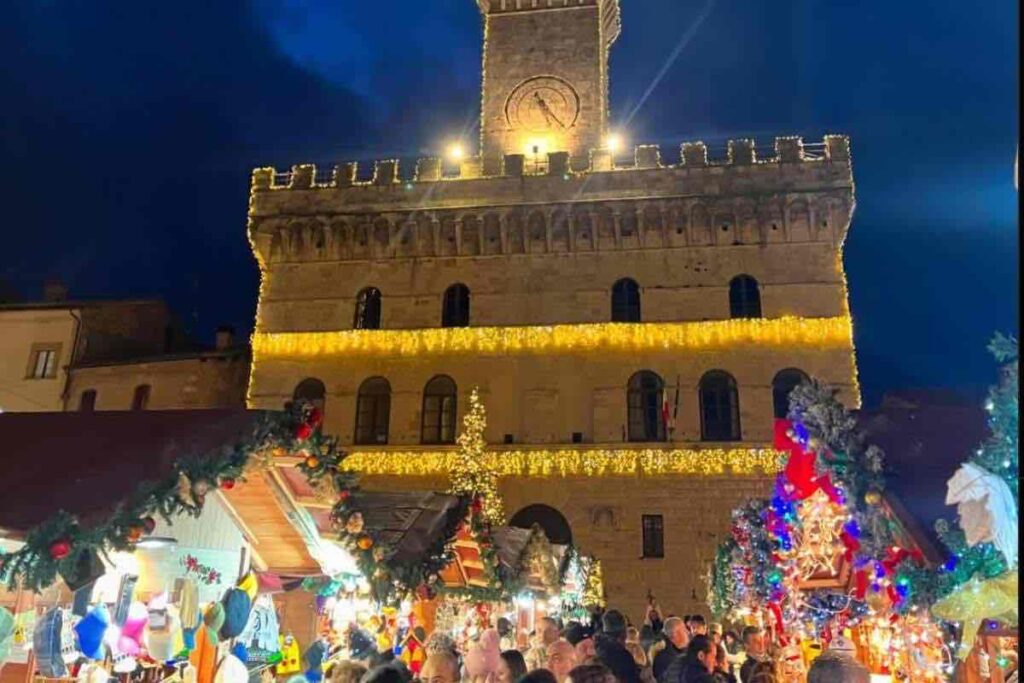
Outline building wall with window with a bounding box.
[67,348,250,412]
[245,0,859,619]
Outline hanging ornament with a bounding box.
[295,422,313,441]
[945,462,1018,567]
[338,490,351,502]
[142,517,156,534]
[220,477,236,491]
[356,533,372,550]
[864,490,882,506]
[191,479,211,507]
[126,526,144,543]
[176,472,196,507]
[305,455,320,470]
[307,408,323,429]
[49,539,72,561]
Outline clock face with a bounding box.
[505,76,580,133]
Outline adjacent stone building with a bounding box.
[66,327,250,412]
[246,0,859,618]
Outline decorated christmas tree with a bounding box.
[930,333,1018,658]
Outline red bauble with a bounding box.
[307,408,323,428]
[142,516,157,534]
[49,539,72,561]
[295,423,313,441]
[338,490,351,502]
[220,477,236,490]
[470,497,483,513]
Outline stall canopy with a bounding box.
[0,410,321,575]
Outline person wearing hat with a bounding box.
[593,609,641,683]
[806,639,868,683]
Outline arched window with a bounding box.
[442,284,470,327]
[729,275,762,318]
[354,377,391,445]
[611,278,641,322]
[509,504,573,545]
[293,378,326,411]
[772,368,810,419]
[627,370,666,442]
[700,371,741,441]
[353,287,382,329]
[79,389,97,412]
[131,384,150,411]
[421,375,457,444]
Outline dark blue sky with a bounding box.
[1,0,1017,406]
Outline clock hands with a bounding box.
[532,91,566,129]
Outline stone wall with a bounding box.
[68,350,250,411]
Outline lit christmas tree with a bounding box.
[449,387,504,525]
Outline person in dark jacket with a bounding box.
[737,628,767,683]
[652,618,688,683]
[593,610,640,683]
[661,636,716,683]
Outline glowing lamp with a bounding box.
[447,143,465,161]
[606,133,623,153]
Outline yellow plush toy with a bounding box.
[276,634,301,676]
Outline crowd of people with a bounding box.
[304,604,873,683]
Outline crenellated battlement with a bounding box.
[247,135,855,267]
[251,135,850,193]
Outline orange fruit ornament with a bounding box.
[357,535,374,550]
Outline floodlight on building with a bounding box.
[606,132,624,153]
[447,143,466,161]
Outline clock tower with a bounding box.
[477,0,621,174]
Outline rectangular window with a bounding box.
[27,345,60,379]
[642,514,664,558]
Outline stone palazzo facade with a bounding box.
[245,0,859,618]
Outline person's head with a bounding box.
[687,615,707,636]
[600,610,627,643]
[713,644,728,673]
[519,669,558,683]
[567,664,616,683]
[369,650,396,669]
[624,627,639,644]
[539,617,560,646]
[545,640,577,682]
[709,623,722,645]
[573,637,595,664]
[360,665,407,683]
[421,653,460,683]
[563,623,586,647]
[723,631,738,649]
[497,651,527,683]
[331,661,368,683]
[662,617,688,649]
[741,626,764,657]
[749,661,777,683]
[686,635,716,673]
[807,652,869,683]
[497,618,513,638]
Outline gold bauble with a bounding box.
[865,490,882,506]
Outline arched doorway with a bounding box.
[508,504,572,545]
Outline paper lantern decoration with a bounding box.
[946,463,1018,567]
[74,605,110,660]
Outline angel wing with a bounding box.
[946,462,1018,568]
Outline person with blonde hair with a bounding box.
[330,661,368,683]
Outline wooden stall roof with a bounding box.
[0,409,321,575]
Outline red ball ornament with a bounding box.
[142,516,157,534]
[338,490,351,502]
[49,539,72,561]
[470,497,483,513]
[220,477,236,490]
[307,408,323,429]
[295,423,313,441]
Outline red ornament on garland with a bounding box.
[470,497,483,514]
[295,423,313,441]
[49,539,72,561]
[307,408,323,429]
[338,490,351,502]
[142,516,157,534]
[220,477,236,490]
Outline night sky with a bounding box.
[1,0,1017,406]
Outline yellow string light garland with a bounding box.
[339,446,784,478]
[252,315,853,360]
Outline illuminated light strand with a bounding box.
[339,447,785,478]
[253,315,854,359]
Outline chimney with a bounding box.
[215,325,235,351]
[43,279,68,302]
